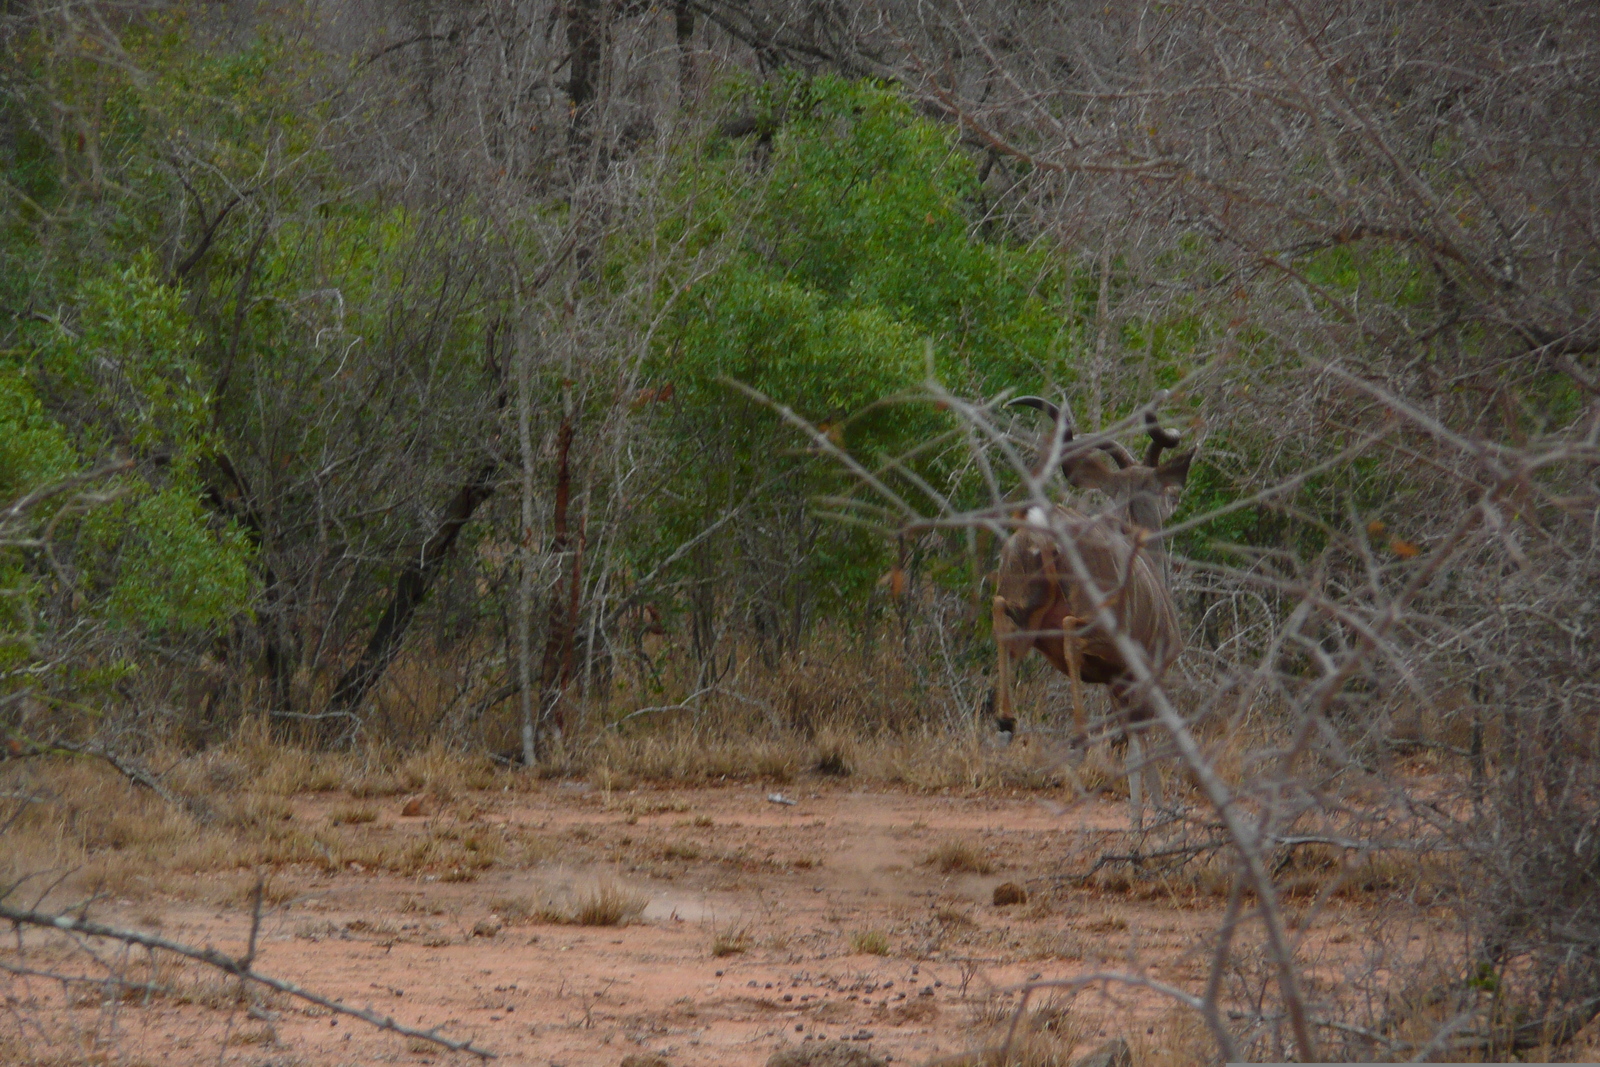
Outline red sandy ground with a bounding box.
[4,782,1401,1066]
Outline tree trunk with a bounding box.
[674,0,695,102]
[516,324,538,765]
[566,0,602,151]
[536,415,580,741]
[202,453,294,715]
[326,464,498,721]
[327,323,508,727]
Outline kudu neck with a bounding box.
[1112,490,1174,577]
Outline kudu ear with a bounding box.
[1155,448,1195,490]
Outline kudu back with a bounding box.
[991,397,1195,823]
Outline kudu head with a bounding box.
[1006,396,1195,538]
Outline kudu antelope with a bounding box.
[991,397,1195,826]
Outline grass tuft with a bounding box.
[925,838,996,875]
[712,925,751,957]
[572,882,649,926]
[542,882,649,927]
[850,928,891,955]
[662,840,702,861]
[328,805,378,825]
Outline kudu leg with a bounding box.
[1124,719,1165,832]
[1061,616,1087,743]
[1126,730,1146,832]
[1145,726,1166,812]
[990,596,1017,734]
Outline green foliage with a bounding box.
[0,10,354,663]
[0,370,74,670]
[32,254,212,457]
[3,3,504,727]
[24,254,252,631]
[644,75,1069,610]
[0,253,254,710]
[1,12,322,314]
[663,75,1063,415]
[99,486,254,633]
[0,370,75,502]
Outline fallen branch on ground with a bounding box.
[0,899,496,1059]
[5,739,214,824]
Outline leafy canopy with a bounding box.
[640,76,1072,605]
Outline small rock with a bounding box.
[401,797,426,817]
[767,793,797,806]
[766,1040,887,1067]
[992,882,1028,906]
[1072,1038,1132,1067]
[471,920,502,938]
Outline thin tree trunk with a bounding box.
[327,464,497,719]
[566,0,602,152]
[203,453,293,713]
[517,325,538,764]
[674,0,695,103]
[412,0,437,118]
[536,415,578,740]
[563,513,585,690]
[327,324,507,724]
[1091,242,1112,431]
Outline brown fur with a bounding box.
[994,509,1181,727]
[991,400,1196,761]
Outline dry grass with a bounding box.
[975,1028,1079,1067]
[589,730,803,786]
[0,680,1127,916]
[948,1000,1088,1067]
[0,637,1513,1067]
[850,929,891,955]
[328,804,378,825]
[1077,833,1455,911]
[608,794,690,816]
[0,1031,78,1067]
[662,840,702,860]
[925,838,997,875]
[570,648,1084,791]
[346,772,407,798]
[1132,1008,1223,1067]
[0,735,555,907]
[487,894,542,925]
[1069,743,1130,798]
[586,726,1012,791]
[570,882,649,926]
[219,874,297,907]
[224,1024,278,1047]
[711,925,752,957]
[514,882,649,927]
[48,951,290,1018]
